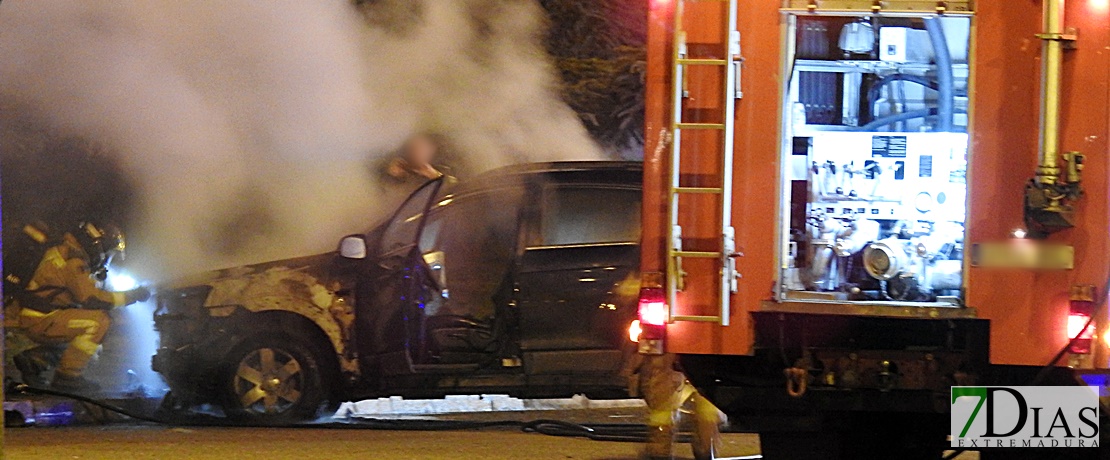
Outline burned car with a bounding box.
[152,161,643,421]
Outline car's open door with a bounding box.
[356,177,447,376]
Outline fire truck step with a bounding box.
[674,187,724,194]
[672,250,720,258]
[677,58,729,66]
[676,122,726,130]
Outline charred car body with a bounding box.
[152,161,643,421]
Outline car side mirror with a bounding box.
[338,235,368,260]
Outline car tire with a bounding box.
[219,334,327,423]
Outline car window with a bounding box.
[379,178,443,255]
[539,187,641,247]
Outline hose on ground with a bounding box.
[8,382,685,443]
[9,382,165,424]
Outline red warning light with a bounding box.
[1068,285,1097,354]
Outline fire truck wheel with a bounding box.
[219,334,327,423]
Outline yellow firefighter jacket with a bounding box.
[5,233,126,324]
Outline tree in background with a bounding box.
[540,0,647,158]
[0,102,136,232]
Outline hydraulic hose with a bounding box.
[866,74,969,122]
[867,74,940,114]
[859,108,937,131]
[923,17,955,132]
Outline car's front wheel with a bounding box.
[220,335,326,423]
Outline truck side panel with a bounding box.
[646,1,1110,367]
[967,1,1110,367]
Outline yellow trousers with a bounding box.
[19,308,110,378]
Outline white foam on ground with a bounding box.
[334,394,646,418]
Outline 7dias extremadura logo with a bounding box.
[951,386,1100,448]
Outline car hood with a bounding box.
[156,252,342,306]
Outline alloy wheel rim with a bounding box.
[233,347,304,414]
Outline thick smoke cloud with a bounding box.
[0,0,599,281]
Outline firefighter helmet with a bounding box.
[75,221,125,276]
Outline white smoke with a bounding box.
[0,0,599,281]
[361,1,601,166]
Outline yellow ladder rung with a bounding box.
[676,123,726,130]
[675,187,724,194]
[673,251,719,258]
[671,315,722,323]
[677,58,729,66]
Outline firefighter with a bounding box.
[8,221,150,392]
[386,133,446,182]
[639,354,724,460]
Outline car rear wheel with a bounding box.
[220,335,326,423]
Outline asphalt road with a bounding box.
[3,425,763,460]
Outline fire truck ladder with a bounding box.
[667,0,741,326]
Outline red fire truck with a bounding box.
[637,1,1109,458]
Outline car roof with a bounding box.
[462,161,643,192]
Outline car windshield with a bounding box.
[377,177,445,257]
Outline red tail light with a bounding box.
[1068,285,1097,354]
[1068,314,1095,354]
[638,286,668,340]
